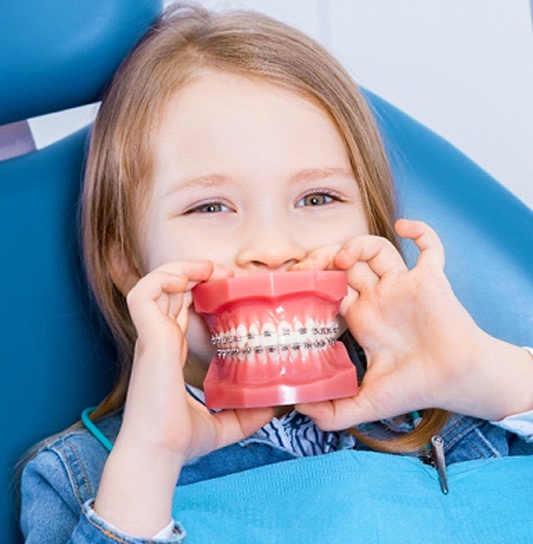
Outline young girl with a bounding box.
[20,4,533,542]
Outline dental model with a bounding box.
[192,270,358,409]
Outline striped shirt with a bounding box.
[187,385,344,457]
[252,410,342,456]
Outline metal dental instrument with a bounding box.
[431,435,449,495]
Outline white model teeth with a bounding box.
[261,322,278,353]
[211,319,339,359]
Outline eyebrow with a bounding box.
[288,167,355,185]
[163,173,231,197]
[164,167,355,197]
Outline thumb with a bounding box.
[211,407,275,449]
[295,392,385,431]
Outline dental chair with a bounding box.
[1,1,531,542]
[0,1,162,541]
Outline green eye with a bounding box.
[297,192,336,207]
[198,203,223,213]
[187,202,231,214]
[305,194,328,206]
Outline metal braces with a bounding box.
[211,322,339,359]
[211,323,339,347]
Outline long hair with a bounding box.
[82,3,447,452]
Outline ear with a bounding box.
[107,242,141,296]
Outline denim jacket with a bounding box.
[20,405,533,543]
[20,338,533,542]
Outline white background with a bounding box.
[29,0,533,209]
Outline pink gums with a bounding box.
[192,270,358,409]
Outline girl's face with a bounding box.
[137,70,368,372]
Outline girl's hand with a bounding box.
[120,260,273,461]
[295,219,533,430]
[95,260,274,537]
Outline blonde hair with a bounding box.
[83,3,447,452]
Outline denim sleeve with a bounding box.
[20,446,185,543]
[492,410,533,442]
[74,501,186,543]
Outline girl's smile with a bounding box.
[136,70,369,377]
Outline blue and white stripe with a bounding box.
[187,385,342,457]
[253,411,341,457]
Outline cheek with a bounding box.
[310,209,369,248]
[142,224,235,271]
[344,203,370,237]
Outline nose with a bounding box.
[235,216,307,272]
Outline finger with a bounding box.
[128,261,216,306]
[175,261,233,323]
[344,261,379,293]
[128,271,188,309]
[295,397,361,431]
[296,391,395,431]
[395,219,445,271]
[140,261,232,313]
[128,263,213,330]
[334,236,408,278]
[176,294,191,334]
[206,261,235,282]
[152,260,217,289]
[211,407,275,449]
[291,245,341,272]
[296,354,421,429]
[126,272,186,336]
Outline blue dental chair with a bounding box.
[0,1,162,541]
[1,2,532,542]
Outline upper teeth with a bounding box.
[211,320,339,359]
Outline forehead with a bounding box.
[151,70,351,188]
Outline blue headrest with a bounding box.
[0,0,162,124]
[0,2,162,541]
